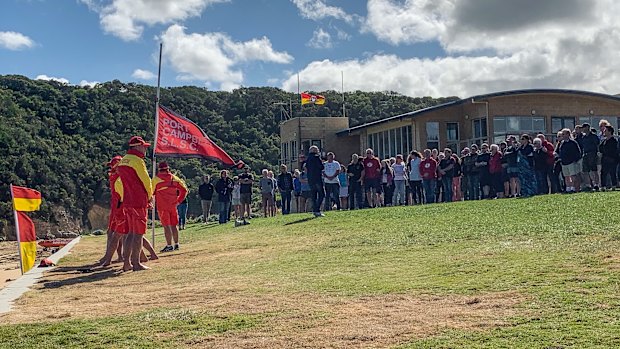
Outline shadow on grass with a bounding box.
[40,268,121,289]
[284,217,315,226]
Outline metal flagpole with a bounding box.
[297,73,300,95]
[151,42,163,247]
[341,71,345,118]
[9,184,24,275]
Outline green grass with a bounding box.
[2,192,620,348]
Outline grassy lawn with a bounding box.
[1,192,620,348]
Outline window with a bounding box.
[281,142,289,164]
[426,122,440,150]
[493,116,545,143]
[367,125,413,159]
[579,116,618,131]
[290,140,297,161]
[472,118,488,145]
[367,134,373,152]
[446,122,459,152]
[390,128,397,157]
[406,126,412,153]
[551,117,575,133]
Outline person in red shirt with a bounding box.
[153,162,188,253]
[419,149,437,203]
[361,148,381,208]
[488,144,504,198]
[98,156,125,267]
[117,136,157,271]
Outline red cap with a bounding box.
[158,162,169,170]
[128,136,151,147]
[107,155,122,167]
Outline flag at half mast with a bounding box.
[301,92,325,105]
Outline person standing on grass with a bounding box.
[323,152,341,211]
[362,148,381,208]
[407,151,423,205]
[198,175,214,223]
[338,163,349,210]
[238,167,254,220]
[259,169,274,217]
[537,134,559,193]
[438,149,455,202]
[116,136,157,271]
[299,165,311,213]
[392,154,407,205]
[517,134,537,198]
[475,144,491,199]
[99,155,124,267]
[558,128,582,193]
[380,159,393,207]
[599,125,619,190]
[306,145,326,217]
[277,164,294,214]
[215,170,234,224]
[451,154,462,201]
[489,144,504,198]
[533,138,551,195]
[504,136,520,197]
[347,154,364,210]
[293,169,302,213]
[268,170,278,216]
[420,149,437,204]
[153,162,188,252]
[177,195,188,230]
[231,176,242,220]
[580,123,601,191]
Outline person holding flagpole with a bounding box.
[153,161,188,252]
[117,136,158,271]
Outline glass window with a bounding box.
[426,121,440,150]
[367,135,373,152]
[447,122,459,141]
[290,140,297,160]
[507,117,520,132]
[406,126,412,153]
[396,128,402,155]
[551,117,575,132]
[383,131,389,158]
[519,117,532,131]
[390,129,397,157]
[494,117,506,135]
[378,131,385,158]
[533,117,545,133]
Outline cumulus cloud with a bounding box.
[36,75,70,84]
[132,68,157,80]
[160,25,293,90]
[79,80,100,87]
[291,0,355,24]
[81,0,227,41]
[283,0,620,97]
[307,28,332,49]
[0,31,35,50]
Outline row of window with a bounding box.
[366,126,413,159]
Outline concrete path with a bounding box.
[0,237,81,314]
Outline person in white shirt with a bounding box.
[322,152,341,211]
[392,154,407,205]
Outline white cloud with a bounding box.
[132,68,157,80]
[160,24,292,90]
[266,78,280,85]
[36,75,70,84]
[79,80,100,87]
[307,28,332,49]
[291,0,355,24]
[81,0,227,41]
[284,0,620,97]
[0,31,35,50]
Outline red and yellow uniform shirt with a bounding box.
[153,172,188,226]
[117,149,152,234]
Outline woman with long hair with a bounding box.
[380,159,394,207]
[407,150,424,204]
[517,134,537,197]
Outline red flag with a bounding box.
[155,105,237,167]
[16,211,37,273]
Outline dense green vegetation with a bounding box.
[1,192,620,348]
[0,75,456,234]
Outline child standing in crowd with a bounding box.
[299,166,311,213]
[338,164,348,210]
[293,169,302,213]
[380,159,393,206]
[407,151,423,204]
[260,169,274,217]
[392,154,407,205]
[268,170,277,216]
[231,176,241,220]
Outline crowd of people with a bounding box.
[211,119,620,219]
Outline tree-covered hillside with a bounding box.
[0,75,457,235]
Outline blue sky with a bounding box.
[2,0,620,97]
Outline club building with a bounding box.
[279,89,620,169]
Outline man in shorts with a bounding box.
[116,136,155,271]
[362,148,381,208]
[238,167,254,220]
[98,155,125,266]
[579,123,601,191]
[558,128,583,193]
[153,162,188,252]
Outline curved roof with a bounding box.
[337,89,620,135]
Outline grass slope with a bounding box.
[1,192,620,348]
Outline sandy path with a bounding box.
[0,241,52,290]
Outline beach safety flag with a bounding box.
[155,105,241,168]
[10,185,42,273]
[301,92,325,105]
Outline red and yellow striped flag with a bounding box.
[11,186,42,212]
[16,211,37,273]
[301,92,325,105]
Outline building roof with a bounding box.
[336,88,620,136]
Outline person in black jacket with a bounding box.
[198,175,214,223]
[215,170,234,224]
[305,145,325,217]
[599,125,618,190]
[277,164,294,214]
[558,129,582,193]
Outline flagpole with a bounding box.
[341,70,345,118]
[9,184,24,275]
[151,42,163,247]
[297,73,300,96]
